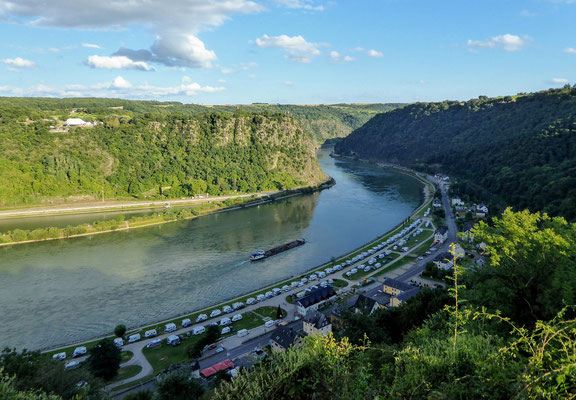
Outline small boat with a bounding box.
[250,238,306,261]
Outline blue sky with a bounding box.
[0,0,574,104]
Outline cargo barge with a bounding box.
[250,238,306,261]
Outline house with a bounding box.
[270,325,306,352]
[461,222,475,242]
[389,287,421,307]
[433,252,453,270]
[297,286,336,316]
[303,310,332,336]
[434,174,450,182]
[434,226,449,244]
[348,295,378,314]
[451,197,464,206]
[382,278,414,296]
[432,198,442,208]
[200,359,235,379]
[65,118,92,127]
[475,204,489,218]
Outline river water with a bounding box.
[0,148,422,350]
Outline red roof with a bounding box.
[201,359,234,378]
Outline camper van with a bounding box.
[72,347,87,358]
[113,338,124,348]
[246,297,257,305]
[221,326,231,335]
[232,314,243,322]
[223,305,233,313]
[144,329,157,338]
[164,323,177,333]
[167,335,180,346]
[52,352,66,361]
[65,361,80,370]
[210,309,222,318]
[196,314,208,323]
[237,329,249,337]
[182,318,192,328]
[128,334,141,343]
[146,338,162,349]
[192,326,206,335]
[220,317,232,326]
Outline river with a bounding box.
[0,147,423,350]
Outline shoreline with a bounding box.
[40,167,433,354]
[0,178,335,248]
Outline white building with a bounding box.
[65,118,93,127]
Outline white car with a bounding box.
[264,320,275,328]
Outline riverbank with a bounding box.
[0,178,335,247]
[41,170,431,355]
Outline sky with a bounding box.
[0,0,574,104]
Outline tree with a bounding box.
[467,208,576,325]
[87,339,121,381]
[276,305,283,320]
[153,371,204,400]
[124,390,153,400]
[114,324,127,338]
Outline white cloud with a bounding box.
[564,47,576,54]
[111,76,132,89]
[367,49,383,58]
[1,57,36,68]
[0,77,225,98]
[86,55,154,71]
[330,51,354,62]
[467,34,526,52]
[283,80,293,86]
[0,0,263,69]
[273,0,324,11]
[82,43,101,49]
[255,34,324,63]
[549,78,569,84]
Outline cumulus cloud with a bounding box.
[330,51,354,62]
[86,55,154,71]
[564,47,576,54]
[549,78,569,84]
[467,34,526,52]
[255,34,324,63]
[273,0,324,11]
[367,49,383,58]
[0,0,264,69]
[82,43,101,49]
[1,57,36,68]
[0,76,225,98]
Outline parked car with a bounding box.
[221,326,231,335]
[146,338,162,348]
[164,323,177,333]
[144,329,157,338]
[128,334,141,343]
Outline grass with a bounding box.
[331,279,348,288]
[230,311,263,331]
[253,306,285,320]
[142,337,199,374]
[110,365,142,383]
[372,257,413,278]
[121,351,134,363]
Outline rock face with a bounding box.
[0,111,325,206]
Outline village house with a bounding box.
[389,288,421,307]
[474,203,489,218]
[432,198,442,208]
[451,197,465,206]
[434,226,449,244]
[296,286,336,316]
[303,310,332,336]
[65,118,93,127]
[269,325,306,353]
[382,278,414,296]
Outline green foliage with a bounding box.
[185,325,221,359]
[467,208,576,325]
[123,390,153,400]
[0,103,326,207]
[87,339,121,381]
[114,324,127,338]
[0,348,102,400]
[153,370,204,400]
[0,372,63,400]
[336,86,576,220]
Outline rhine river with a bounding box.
[0,148,423,350]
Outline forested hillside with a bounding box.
[335,85,576,220]
[0,104,326,207]
[0,97,401,145]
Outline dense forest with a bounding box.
[0,102,329,206]
[335,85,576,220]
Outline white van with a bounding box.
[166,335,180,346]
[144,329,157,338]
[221,326,231,335]
[237,329,249,337]
[223,305,233,313]
[72,346,87,357]
[210,309,222,318]
[246,297,257,305]
[192,326,206,335]
[164,323,177,333]
[128,334,141,343]
[256,294,266,302]
[182,318,192,328]
[232,314,242,322]
[220,317,232,326]
[146,338,162,348]
[196,314,208,323]
[113,338,124,348]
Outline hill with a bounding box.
[335,85,576,220]
[0,97,403,145]
[0,105,326,207]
